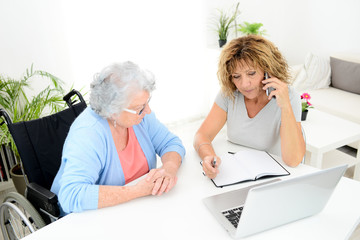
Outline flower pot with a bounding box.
[301,110,308,121]
[10,163,28,196]
[219,39,227,48]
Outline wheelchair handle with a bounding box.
[0,108,12,125]
[63,89,85,107]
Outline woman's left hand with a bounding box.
[262,77,291,110]
[146,165,178,196]
[146,151,181,196]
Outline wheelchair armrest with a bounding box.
[26,182,60,218]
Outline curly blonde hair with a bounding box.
[217,35,290,101]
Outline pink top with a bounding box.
[118,127,149,184]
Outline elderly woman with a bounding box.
[51,61,185,215]
[194,35,305,179]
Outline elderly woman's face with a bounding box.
[118,90,151,127]
[231,60,266,100]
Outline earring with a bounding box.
[113,119,116,128]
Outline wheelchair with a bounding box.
[0,89,87,239]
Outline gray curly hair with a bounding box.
[89,61,156,119]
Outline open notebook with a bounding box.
[212,149,289,187]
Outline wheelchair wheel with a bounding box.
[0,192,45,240]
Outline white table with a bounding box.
[301,109,360,180]
[22,127,360,240]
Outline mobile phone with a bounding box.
[264,72,275,97]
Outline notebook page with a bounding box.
[214,153,255,186]
[212,149,288,187]
[234,149,287,178]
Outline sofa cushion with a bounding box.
[307,87,360,125]
[330,57,360,95]
[291,53,331,92]
[331,53,360,64]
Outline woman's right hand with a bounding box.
[135,168,165,196]
[202,155,221,179]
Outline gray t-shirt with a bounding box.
[215,86,301,156]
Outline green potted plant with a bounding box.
[237,21,267,36]
[0,64,67,195]
[214,2,240,48]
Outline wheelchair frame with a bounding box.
[0,89,86,240]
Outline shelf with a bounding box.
[305,149,359,170]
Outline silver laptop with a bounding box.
[203,165,347,239]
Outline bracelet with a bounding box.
[196,142,212,153]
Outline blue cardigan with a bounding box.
[51,107,185,215]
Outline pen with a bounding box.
[200,161,206,176]
[212,156,217,168]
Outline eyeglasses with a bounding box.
[123,97,151,115]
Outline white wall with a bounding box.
[205,0,360,65]
[1,0,360,124]
[0,0,210,123]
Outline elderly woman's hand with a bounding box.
[149,166,177,196]
[143,151,181,196]
[202,155,221,179]
[134,167,174,197]
[135,168,162,196]
[144,164,178,196]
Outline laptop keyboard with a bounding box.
[222,206,244,228]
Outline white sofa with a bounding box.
[291,53,360,149]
